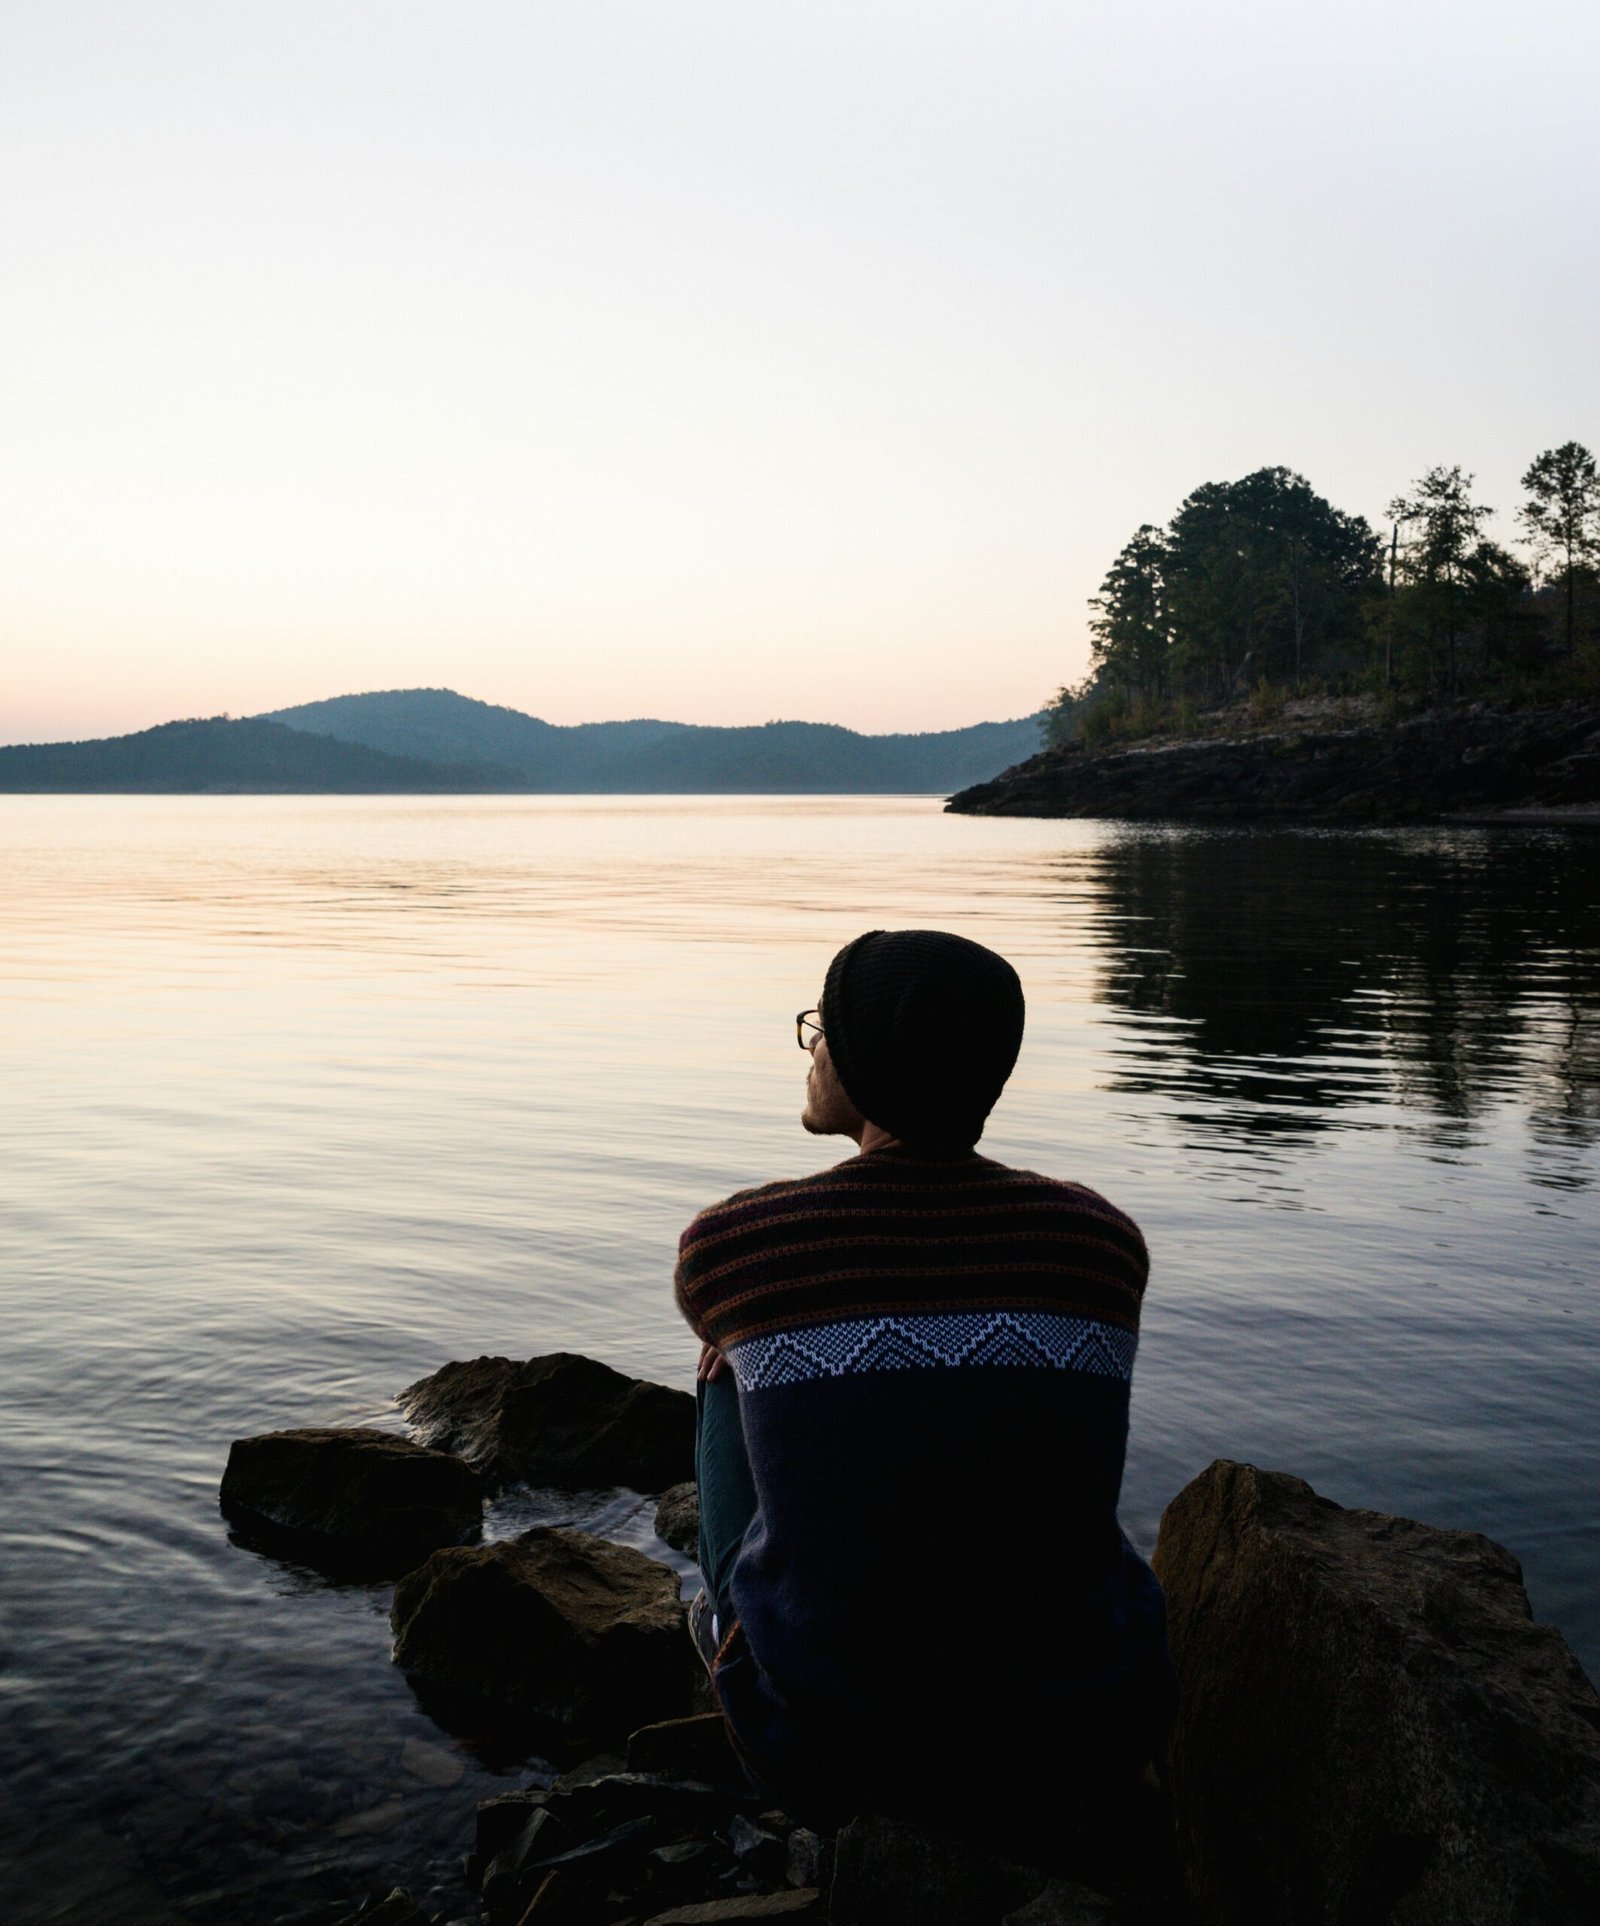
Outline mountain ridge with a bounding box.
[0,690,1044,793]
[262,687,1044,792]
[0,716,505,793]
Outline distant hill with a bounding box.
[0,717,505,792]
[263,688,1044,792]
[0,693,1045,794]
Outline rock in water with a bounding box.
[220,1426,483,1573]
[391,1526,691,1746]
[398,1351,695,1492]
[654,1481,701,1556]
[1153,1458,1600,1925]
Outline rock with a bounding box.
[641,1895,820,1923]
[550,1751,630,1793]
[726,1813,786,1882]
[548,1770,754,1835]
[525,1811,661,1870]
[400,1734,465,1787]
[628,1714,742,1787]
[784,1828,830,1890]
[828,1816,1044,1926]
[399,1352,695,1492]
[391,1527,692,1746]
[332,1797,407,1839]
[220,1426,483,1572]
[482,1807,573,1910]
[476,1787,553,1863]
[1153,1458,1600,1925]
[947,700,1600,823]
[655,1481,701,1556]
[999,1880,1116,1924]
[327,1889,429,1926]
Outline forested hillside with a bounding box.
[1051,444,1600,747]
[265,689,1042,791]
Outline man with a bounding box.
[674,928,1173,1841]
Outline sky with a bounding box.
[3,1,1597,744]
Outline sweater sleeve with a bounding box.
[673,1209,713,1341]
[674,1180,794,1343]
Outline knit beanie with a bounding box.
[819,929,1025,1148]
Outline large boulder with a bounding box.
[398,1351,695,1492]
[220,1426,482,1573]
[1153,1459,1600,1924]
[391,1526,692,1747]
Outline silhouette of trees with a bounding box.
[1519,441,1600,657]
[1164,468,1378,698]
[1088,525,1170,700]
[1050,444,1598,740]
[1386,466,1497,693]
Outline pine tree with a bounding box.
[1518,442,1600,657]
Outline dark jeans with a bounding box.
[695,1371,759,1630]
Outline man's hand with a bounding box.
[697,1341,728,1384]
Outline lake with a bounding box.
[2,795,1597,1922]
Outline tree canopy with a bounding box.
[1053,444,1597,744]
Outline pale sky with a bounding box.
[3,1,1596,744]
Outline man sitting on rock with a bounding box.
[674,928,1175,1848]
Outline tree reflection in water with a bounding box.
[1078,826,1600,1182]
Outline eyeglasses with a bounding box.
[796,1009,824,1052]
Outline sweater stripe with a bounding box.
[725,1309,1137,1390]
[675,1149,1149,1355]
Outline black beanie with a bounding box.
[819,929,1025,1149]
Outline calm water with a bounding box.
[2,796,1597,1921]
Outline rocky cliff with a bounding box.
[946,701,1600,823]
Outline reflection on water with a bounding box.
[1086,829,1600,1170]
[0,798,1595,1922]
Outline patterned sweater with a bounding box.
[674,1143,1172,1823]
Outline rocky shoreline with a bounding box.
[220,1351,1600,1925]
[945,700,1600,822]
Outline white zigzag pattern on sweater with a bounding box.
[726,1310,1136,1391]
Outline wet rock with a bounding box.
[550,1751,630,1792]
[628,1713,742,1788]
[220,1426,484,1573]
[327,1891,430,1926]
[829,1815,1044,1926]
[654,1482,701,1555]
[400,1735,464,1788]
[331,1797,407,1839]
[475,1788,553,1864]
[482,1808,574,1910]
[641,1896,820,1923]
[527,1812,661,1870]
[399,1352,695,1492]
[391,1528,691,1746]
[548,1770,755,1836]
[1153,1458,1600,1925]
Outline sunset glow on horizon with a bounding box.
[4,1,1596,746]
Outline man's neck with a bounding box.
[856,1121,901,1155]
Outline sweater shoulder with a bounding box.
[678,1159,860,1255]
[981,1162,1149,1261]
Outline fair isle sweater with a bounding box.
[674,1143,1172,1824]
